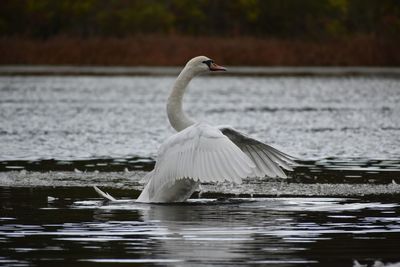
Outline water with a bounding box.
[1,71,400,266]
[1,188,400,266]
[1,75,399,160]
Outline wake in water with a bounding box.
[354,260,400,267]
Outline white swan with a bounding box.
[136,56,296,203]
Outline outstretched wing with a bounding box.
[219,126,297,178]
[139,123,256,202]
[151,123,256,185]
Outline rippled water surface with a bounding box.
[1,75,399,160]
[1,72,400,266]
[1,187,400,267]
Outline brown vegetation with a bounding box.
[0,35,399,66]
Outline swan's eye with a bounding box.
[202,60,214,68]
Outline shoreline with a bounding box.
[1,65,400,77]
[1,35,399,67]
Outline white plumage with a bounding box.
[137,123,258,203]
[136,56,296,203]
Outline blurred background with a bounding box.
[0,0,399,66]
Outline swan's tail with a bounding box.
[93,186,117,201]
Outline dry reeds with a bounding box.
[0,35,398,66]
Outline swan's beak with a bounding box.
[209,62,227,71]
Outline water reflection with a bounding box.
[1,187,399,266]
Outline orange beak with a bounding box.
[209,62,227,71]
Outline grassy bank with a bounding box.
[0,35,399,66]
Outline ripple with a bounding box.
[1,75,400,160]
[80,258,184,263]
[0,187,399,266]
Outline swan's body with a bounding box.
[136,56,296,203]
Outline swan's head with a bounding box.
[185,56,226,74]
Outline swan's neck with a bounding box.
[167,67,196,132]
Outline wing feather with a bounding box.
[202,150,211,180]
[209,151,221,182]
[262,147,294,171]
[209,151,222,181]
[198,149,206,178]
[257,147,287,178]
[221,147,244,181]
[218,148,236,180]
[248,145,276,177]
[219,126,297,179]
[139,123,296,202]
[243,146,263,177]
[149,123,255,188]
[230,147,253,178]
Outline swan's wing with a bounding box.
[150,123,256,187]
[218,126,297,178]
[140,170,154,184]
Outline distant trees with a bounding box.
[0,0,399,39]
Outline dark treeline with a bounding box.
[1,0,399,66]
[1,0,399,39]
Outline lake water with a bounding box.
[0,70,400,266]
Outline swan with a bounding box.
[134,56,296,203]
